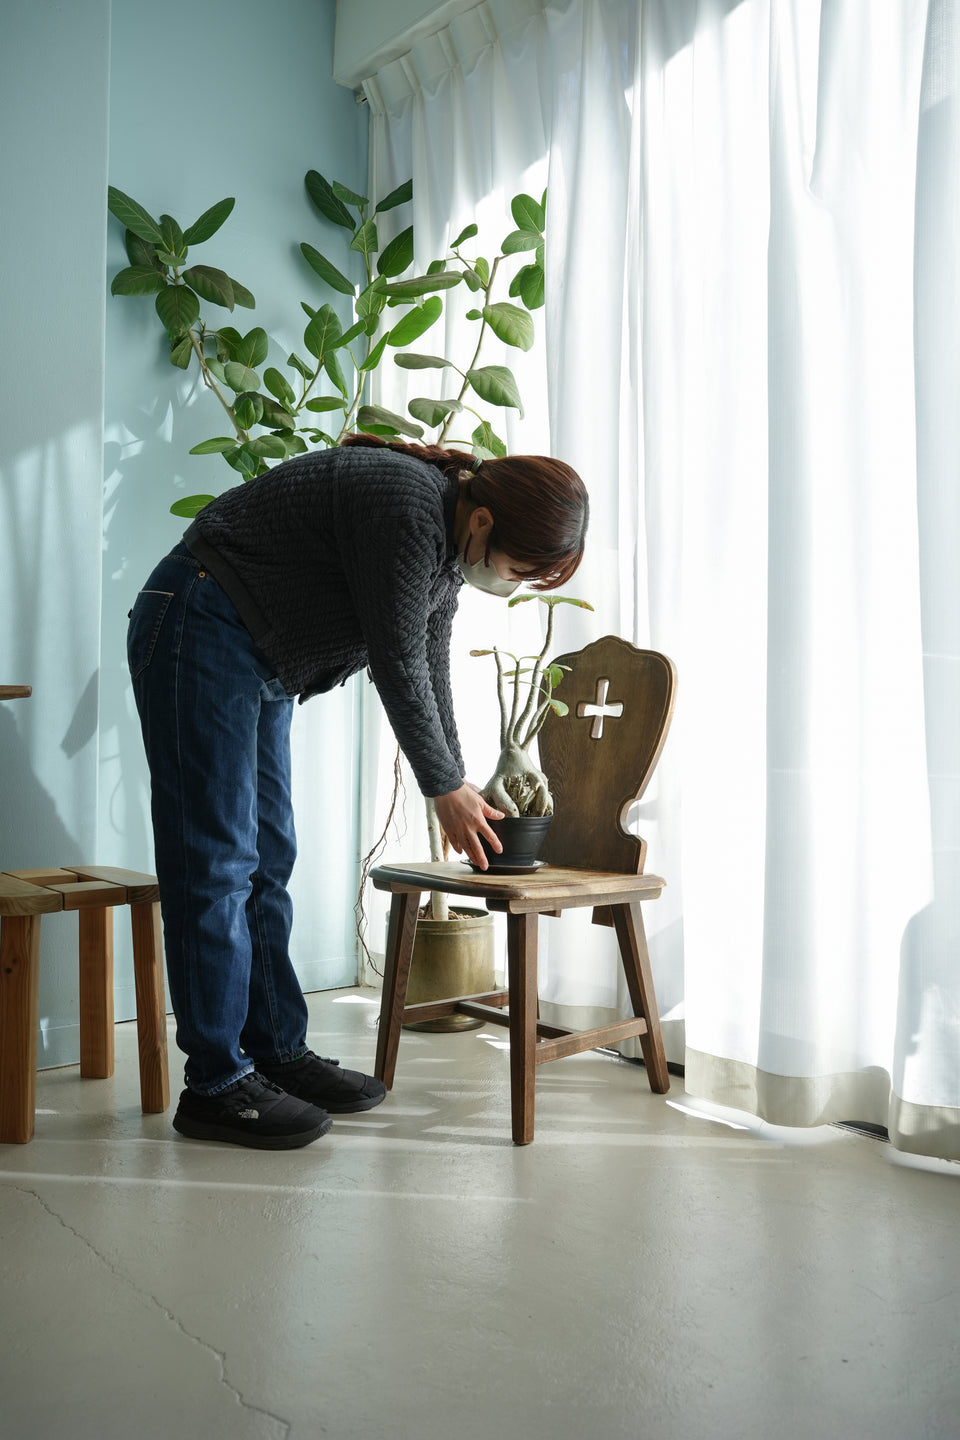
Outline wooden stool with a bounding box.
[0,865,170,1143]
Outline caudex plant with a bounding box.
[472,594,595,818]
[107,174,547,516]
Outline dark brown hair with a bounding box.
[340,434,588,590]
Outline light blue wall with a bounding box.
[1,0,369,1069]
[0,0,112,1067]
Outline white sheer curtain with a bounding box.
[360,0,960,1161]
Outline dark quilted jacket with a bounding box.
[184,445,465,798]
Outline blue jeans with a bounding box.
[127,542,309,1094]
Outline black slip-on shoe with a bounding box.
[255,1050,387,1114]
[172,1073,332,1149]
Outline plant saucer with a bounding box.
[463,859,547,875]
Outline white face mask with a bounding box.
[457,551,522,597]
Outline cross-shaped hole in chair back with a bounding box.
[537,635,677,873]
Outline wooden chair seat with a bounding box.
[0,865,170,1143]
[372,636,677,1144]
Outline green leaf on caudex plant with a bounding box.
[155,284,200,336]
[377,226,414,278]
[482,302,534,351]
[223,361,261,393]
[408,398,463,428]
[427,260,447,275]
[182,266,235,310]
[107,187,165,246]
[205,357,227,382]
[465,365,524,415]
[155,250,183,268]
[451,222,479,247]
[466,309,483,321]
[124,231,166,271]
[471,421,506,456]
[549,700,570,717]
[301,303,318,321]
[300,244,355,295]
[511,192,545,234]
[229,278,256,308]
[304,305,343,362]
[474,257,490,286]
[259,399,295,431]
[287,352,313,380]
[224,444,260,479]
[378,273,462,299]
[462,269,483,293]
[359,334,389,373]
[247,434,287,459]
[233,392,264,430]
[509,263,545,311]
[111,266,168,296]
[189,437,239,455]
[283,434,309,456]
[170,494,214,518]
[357,405,424,439]
[393,353,452,370]
[502,229,541,255]
[264,367,296,407]
[305,396,346,413]
[387,296,443,347]
[169,334,193,369]
[333,181,369,208]
[159,214,186,261]
[305,170,355,229]
[374,179,413,214]
[350,219,379,260]
[337,318,368,348]
[182,197,236,246]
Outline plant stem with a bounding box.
[438,254,502,444]
[189,331,244,435]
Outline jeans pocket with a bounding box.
[127,589,174,679]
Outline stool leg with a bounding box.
[79,906,114,1079]
[0,915,42,1144]
[507,911,539,1145]
[130,900,170,1113]
[375,890,420,1088]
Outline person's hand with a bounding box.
[433,784,504,870]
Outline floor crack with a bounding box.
[17,1186,292,1438]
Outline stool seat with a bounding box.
[0,864,170,1143]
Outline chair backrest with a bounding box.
[537,636,677,874]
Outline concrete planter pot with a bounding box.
[401,905,495,1032]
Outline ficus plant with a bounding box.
[472,595,595,818]
[107,175,547,517]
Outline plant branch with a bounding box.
[438,254,503,444]
[189,331,243,434]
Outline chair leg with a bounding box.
[375,890,421,1088]
[0,915,42,1144]
[130,900,170,1114]
[612,901,670,1094]
[79,906,115,1079]
[507,911,539,1145]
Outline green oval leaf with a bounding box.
[359,333,389,373]
[466,365,524,415]
[287,352,313,380]
[231,327,269,368]
[259,398,295,431]
[333,180,368,208]
[471,421,507,457]
[324,349,348,396]
[107,186,165,246]
[350,219,379,259]
[376,225,414,278]
[159,214,186,260]
[183,197,236,246]
[170,334,193,369]
[155,284,200,336]
[124,231,165,271]
[509,263,545,311]
[387,295,443,347]
[374,179,413,214]
[247,434,287,459]
[233,392,264,430]
[305,396,346,413]
[300,243,355,295]
[181,265,235,310]
[304,304,343,362]
[393,353,453,370]
[223,361,261,393]
[451,222,479,248]
[170,494,215,518]
[408,397,463,427]
[305,170,355,229]
[378,273,462,299]
[511,192,545,234]
[188,437,239,454]
[229,278,256,309]
[264,367,296,407]
[356,405,424,439]
[482,302,535,351]
[502,229,541,255]
[111,266,168,296]
[356,281,388,320]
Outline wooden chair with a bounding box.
[372,635,677,1144]
[0,865,170,1143]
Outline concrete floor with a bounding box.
[1,988,958,1440]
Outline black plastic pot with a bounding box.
[479,814,553,870]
